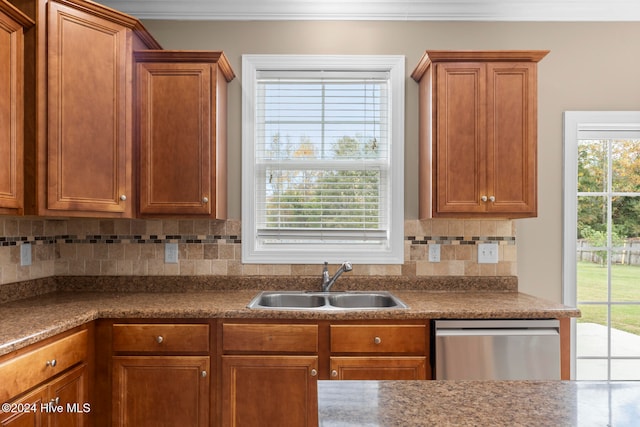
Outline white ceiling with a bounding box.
[96,0,640,21]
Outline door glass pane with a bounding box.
[577,260,608,302]
[611,305,640,357]
[576,358,607,381]
[611,360,640,380]
[576,304,608,357]
[610,254,640,302]
[578,140,607,193]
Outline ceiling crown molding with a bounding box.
[95,0,640,21]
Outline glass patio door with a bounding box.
[564,112,640,380]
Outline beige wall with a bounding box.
[140,20,640,301]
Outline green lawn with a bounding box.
[577,261,640,335]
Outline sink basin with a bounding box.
[247,291,407,311]
[327,293,404,308]
[253,293,326,308]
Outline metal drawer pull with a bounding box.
[374,336,382,345]
[156,336,164,344]
[46,359,57,367]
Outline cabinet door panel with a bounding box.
[221,355,318,427]
[0,386,45,427]
[0,8,25,214]
[137,62,212,215]
[46,1,130,214]
[112,356,209,427]
[435,63,486,213]
[330,356,427,380]
[48,364,88,427]
[486,62,537,215]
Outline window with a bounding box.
[563,111,640,380]
[242,55,404,264]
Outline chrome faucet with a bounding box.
[321,261,353,292]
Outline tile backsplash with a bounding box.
[0,217,516,286]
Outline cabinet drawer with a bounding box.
[112,324,209,353]
[223,323,318,353]
[0,329,88,403]
[330,325,426,354]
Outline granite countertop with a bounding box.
[0,276,579,356]
[318,380,640,426]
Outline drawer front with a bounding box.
[112,324,210,353]
[223,323,318,353]
[0,329,88,403]
[330,325,426,354]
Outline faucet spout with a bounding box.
[321,261,353,292]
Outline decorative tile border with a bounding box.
[0,234,241,246]
[2,233,516,247]
[406,236,516,245]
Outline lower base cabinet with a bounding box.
[219,321,430,427]
[220,356,318,427]
[107,322,212,427]
[112,356,210,427]
[1,363,88,427]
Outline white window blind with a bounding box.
[256,71,389,243]
[242,55,404,264]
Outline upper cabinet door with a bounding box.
[486,62,537,215]
[0,0,32,215]
[434,62,486,214]
[135,51,234,218]
[46,0,131,215]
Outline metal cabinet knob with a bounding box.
[331,370,338,378]
[489,196,496,202]
[202,197,209,204]
[50,397,60,405]
[201,370,207,378]
[156,336,164,344]
[120,195,127,201]
[46,359,57,367]
[481,195,488,202]
[310,369,318,377]
[373,336,382,345]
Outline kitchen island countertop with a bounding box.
[318,380,640,426]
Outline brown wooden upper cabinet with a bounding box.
[411,50,549,218]
[135,51,235,218]
[10,0,161,217]
[0,0,32,215]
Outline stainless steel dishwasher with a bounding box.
[434,319,560,380]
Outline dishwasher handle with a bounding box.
[436,328,559,337]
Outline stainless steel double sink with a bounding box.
[247,291,408,311]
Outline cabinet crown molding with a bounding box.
[411,50,550,82]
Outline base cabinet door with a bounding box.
[330,356,427,380]
[221,355,318,427]
[112,356,209,427]
[0,363,88,427]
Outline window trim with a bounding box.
[242,54,405,264]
